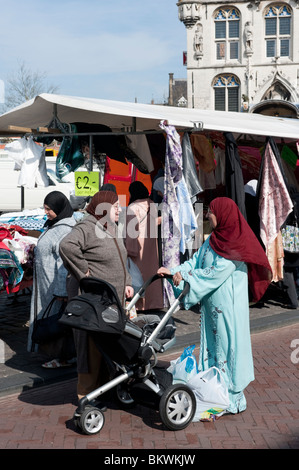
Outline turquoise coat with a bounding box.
[170,236,254,409]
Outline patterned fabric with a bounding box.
[0,248,23,292]
[159,122,182,306]
[281,224,299,253]
[259,140,293,249]
[0,215,47,231]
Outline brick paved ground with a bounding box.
[0,323,298,450]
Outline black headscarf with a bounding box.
[129,181,149,205]
[44,191,74,228]
[100,183,117,193]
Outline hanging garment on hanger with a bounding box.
[176,176,198,254]
[258,137,293,250]
[190,134,216,173]
[5,137,49,189]
[181,132,203,203]
[214,146,226,186]
[56,123,84,180]
[159,121,182,307]
[224,132,247,220]
[125,134,154,173]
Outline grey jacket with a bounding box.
[28,216,77,352]
[59,215,131,374]
[59,214,131,306]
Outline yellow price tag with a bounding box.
[74,171,99,196]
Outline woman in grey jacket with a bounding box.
[28,191,76,367]
[60,190,133,400]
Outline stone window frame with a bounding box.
[212,74,241,112]
[264,3,292,59]
[213,6,241,62]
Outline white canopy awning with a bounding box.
[0,93,298,140]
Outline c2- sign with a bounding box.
[74,171,99,196]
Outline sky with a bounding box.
[0,0,187,105]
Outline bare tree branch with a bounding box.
[2,61,59,111]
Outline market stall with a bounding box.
[0,93,298,299]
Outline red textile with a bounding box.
[0,227,12,251]
[209,197,272,302]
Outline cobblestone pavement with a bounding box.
[0,324,298,450]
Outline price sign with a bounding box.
[74,171,99,196]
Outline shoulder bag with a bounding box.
[32,297,68,345]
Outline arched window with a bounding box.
[214,7,240,61]
[265,4,292,58]
[213,74,240,111]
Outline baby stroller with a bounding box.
[59,274,196,435]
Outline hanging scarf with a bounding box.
[209,197,272,302]
[257,138,293,249]
[159,121,182,306]
[43,191,74,228]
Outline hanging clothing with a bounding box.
[244,181,262,247]
[266,232,284,282]
[181,132,203,203]
[176,177,198,255]
[224,132,247,219]
[5,137,49,189]
[159,122,182,307]
[190,134,215,173]
[190,133,216,191]
[257,138,293,280]
[0,247,23,293]
[214,146,226,186]
[125,134,154,173]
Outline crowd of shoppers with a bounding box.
[26,170,296,420]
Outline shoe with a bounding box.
[42,359,72,368]
[282,304,298,310]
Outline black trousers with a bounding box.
[282,268,298,308]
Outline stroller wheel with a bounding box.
[115,383,135,408]
[159,384,196,431]
[79,407,105,435]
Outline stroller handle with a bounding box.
[125,273,190,313]
[135,273,190,300]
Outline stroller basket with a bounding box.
[59,278,127,336]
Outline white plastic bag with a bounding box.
[188,367,229,421]
[126,257,144,293]
[167,345,198,384]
